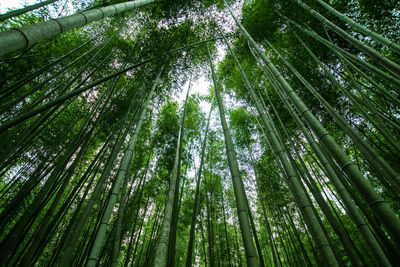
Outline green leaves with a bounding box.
[229,107,255,149]
[241,0,279,42]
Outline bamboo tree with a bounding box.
[284,208,313,266]
[258,43,392,264]
[251,168,280,267]
[18,127,99,266]
[57,92,140,266]
[221,191,233,267]
[258,83,357,265]
[288,20,400,89]
[220,27,339,266]
[86,69,161,267]
[0,42,101,114]
[140,203,162,267]
[270,207,291,266]
[205,190,215,267]
[315,0,400,54]
[47,137,112,265]
[294,0,400,77]
[110,150,149,267]
[153,83,190,267]
[270,32,400,194]
[244,185,265,267]
[226,2,400,245]
[199,211,209,267]
[231,211,244,266]
[286,36,400,154]
[208,44,260,267]
[130,195,151,266]
[186,98,213,267]
[122,169,148,267]
[0,46,116,168]
[0,38,219,133]
[167,79,191,267]
[0,76,119,265]
[332,51,400,109]
[0,0,155,56]
[1,1,399,265]
[279,87,390,264]
[1,37,93,96]
[276,205,303,265]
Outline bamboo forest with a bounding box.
[1,0,400,266]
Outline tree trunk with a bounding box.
[86,69,161,267]
[186,99,213,267]
[0,0,155,56]
[208,44,260,267]
[219,21,339,266]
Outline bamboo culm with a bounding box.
[220,24,339,266]
[295,0,400,77]
[0,0,156,56]
[153,82,189,267]
[229,6,400,244]
[85,69,161,267]
[315,0,400,54]
[209,43,260,267]
[186,99,213,267]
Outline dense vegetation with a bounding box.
[0,0,400,266]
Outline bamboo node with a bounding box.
[52,19,64,33]
[340,161,354,171]
[13,28,30,48]
[368,199,385,208]
[79,12,89,25]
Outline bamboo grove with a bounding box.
[0,0,399,266]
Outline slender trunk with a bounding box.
[0,83,114,265]
[0,0,156,56]
[315,0,400,54]
[244,191,265,267]
[86,69,160,267]
[208,44,260,267]
[153,83,190,267]
[0,39,105,114]
[131,196,151,266]
[57,86,144,266]
[206,192,215,267]
[186,100,213,267]
[123,170,147,267]
[290,21,400,89]
[19,126,97,266]
[230,3,400,245]
[221,192,233,267]
[263,44,392,264]
[220,21,338,266]
[1,38,92,96]
[255,187,280,267]
[286,36,400,155]
[167,82,191,267]
[199,212,208,267]
[0,38,219,133]
[140,205,162,267]
[264,36,400,196]
[295,0,400,77]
